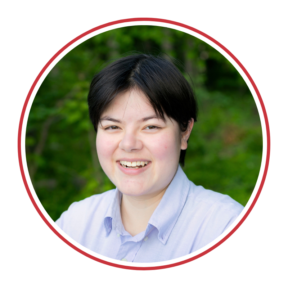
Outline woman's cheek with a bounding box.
[149,134,180,162]
[96,135,117,159]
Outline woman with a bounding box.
[56,54,243,263]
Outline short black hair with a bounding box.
[88,54,198,166]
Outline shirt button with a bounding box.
[121,258,128,261]
[144,236,148,241]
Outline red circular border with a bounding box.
[18,18,270,270]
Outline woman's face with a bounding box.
[96,89,192,198]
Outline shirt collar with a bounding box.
[104,189,123,236]
[148,166,190,244]
[104,166,191,244]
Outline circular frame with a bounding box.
[17,17,271,271]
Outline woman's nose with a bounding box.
[118,132,143,152]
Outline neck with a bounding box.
[120,189,166,236]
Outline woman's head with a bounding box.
[88,54,197,197]
[88,54,198,166]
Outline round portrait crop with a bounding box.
[17,17,270,271]
[57,53,242,262]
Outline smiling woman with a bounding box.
[56,54,243,263]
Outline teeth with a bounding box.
[119,161,148,168]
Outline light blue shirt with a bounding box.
[56,166,243,263]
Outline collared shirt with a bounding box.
[56,166,243,263]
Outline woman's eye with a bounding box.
[144,125,159,130]
[105,126,119,130]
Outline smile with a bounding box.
[119,161,148,169]
[117,161,151,175]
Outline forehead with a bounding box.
[99,89,181,131]
[102,89,155,118]
[109,89,151,110]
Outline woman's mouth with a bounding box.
[119,160,149,169]
[117,161,152,175]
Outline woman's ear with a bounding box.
[180,119,194,150]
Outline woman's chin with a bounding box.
[114,180,149,196]
[118,185,147,197]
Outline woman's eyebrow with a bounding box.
[100,115,165,123]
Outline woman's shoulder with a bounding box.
[186,181,244,219]
[55,189,116,229]
[178,182,245,252]
[70,189,116,210]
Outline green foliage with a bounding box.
[26,26,262,221]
